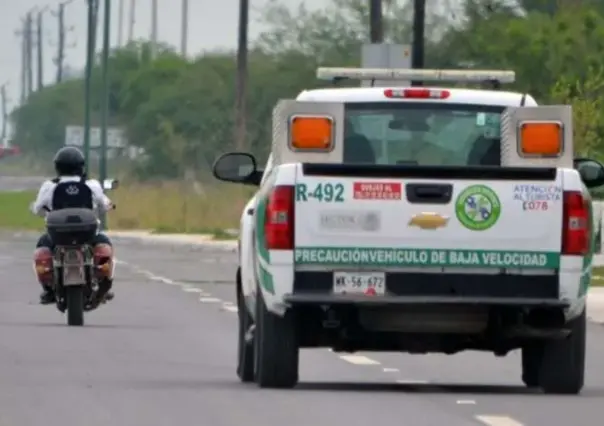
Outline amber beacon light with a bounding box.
[519,121,563,156]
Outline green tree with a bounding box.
[551,67,604,160]
[518,0,604,15]
[9,0,604,179]
[11,79,84,155]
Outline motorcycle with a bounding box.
[44,206,115,326]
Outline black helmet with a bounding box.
[54,146,86,176]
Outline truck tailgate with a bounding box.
[293,164,562,271]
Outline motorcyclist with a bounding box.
[31,146,115,305]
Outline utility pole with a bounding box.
[55,3,66,83]
[128,0,136,42]
[16,8,39,101]
[52,1,75,84]
[1,83,8,141]
[117,0,124,46]
[234,0,248,150]
[150,0,158,58]
[84,0,99,167]
[180,0,188,56]
[36,10,44,91]
[19,26,26,103]
[369,0,383,43]
[411,0,426,86]
[25,13,34,97]
[99,0,111,229]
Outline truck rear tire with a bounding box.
[537,308,586,394]
[236,271,255,382]
[521,343,542,388]
[254,284,299,388]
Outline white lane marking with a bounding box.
[339,355,380,365]
[456,400,476,405]
[115,260,239,311]
[140,270,175,284]
[475,416,524,426]
[221,302,238,313]
[382,367,399,373]
[396,379,429,384]
[117,259,215,296]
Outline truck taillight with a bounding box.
[562,191,590,255]
[264,185,295,250]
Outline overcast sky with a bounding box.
[0,0,324,114]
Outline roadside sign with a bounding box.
[64,125,127,148]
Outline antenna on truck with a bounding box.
[316,67,515,89]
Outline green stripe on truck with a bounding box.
[254,195,275,294]
[294,247,560,268]
[580,199,595,297]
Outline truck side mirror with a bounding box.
[212,152,261,186]
[575,158,604,189]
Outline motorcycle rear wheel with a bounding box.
[65,286,85,326]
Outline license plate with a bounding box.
[63,266,85,286]
[333,272,385,296]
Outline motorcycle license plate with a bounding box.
[63,250,85,286]
[63,266,84,285]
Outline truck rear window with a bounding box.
[344,102,505,166]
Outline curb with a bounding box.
[107,231,238,251]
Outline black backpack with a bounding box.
[50,177,94,210]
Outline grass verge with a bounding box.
[592,266,604,286]
[0,181,251,238]
[0,190,44,230]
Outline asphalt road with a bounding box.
[1,232,604,426]
[0,176,45,192]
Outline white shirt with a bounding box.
[30,176,113,217]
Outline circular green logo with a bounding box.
[455,185,501,231]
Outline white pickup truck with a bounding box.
[212,68,604,394]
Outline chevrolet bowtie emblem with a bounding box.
[408,213,449,230]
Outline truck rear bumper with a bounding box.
[289,271,565,307]
[283,293,568,308]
